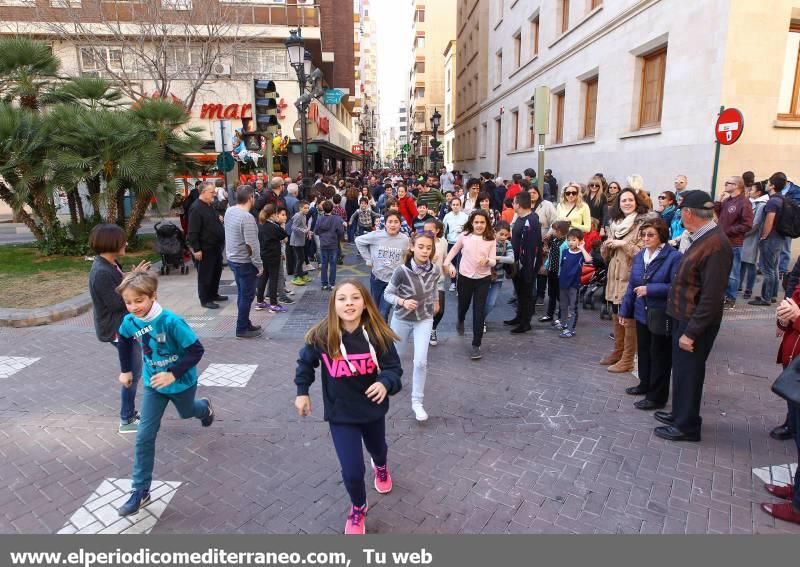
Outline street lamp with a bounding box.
[430,108,442,172]
[286,29,312,196]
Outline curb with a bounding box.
[0,291,93,328]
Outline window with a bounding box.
[554,91,565,143]
[416,34,426,49]
[415,110,425,123]
[583,77,598,138]
[446,69,451,91]
[513,32,522,68]
[511,109,519,150]
[639,47,667,128]
[233,48,290,79]
[495,51,503,85]
[415,60,425,73]
[531,16,540,56]
[415,87,425,98]
[415,8,425,22]
[559,0,570,34]
[496,0,504,23]
[481,123,488,155]
[79,46,129,77]
[778,23,800,119]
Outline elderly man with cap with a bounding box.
[654,190,732,442]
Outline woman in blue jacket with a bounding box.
[619,218,682,410]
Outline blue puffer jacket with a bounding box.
[619,244,682,325]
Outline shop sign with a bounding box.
[351,144,363,155]
[199,99,288,120]
[308,103,330,135]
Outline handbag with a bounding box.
[772,355,800,406]
[646,306,671,336]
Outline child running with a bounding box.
[115,271,214,517]
[424,218,448,346]
[444,209,497,361]
[294,280,403,535]
[442,197,468,292]
[557,228,593,338]
[384,232,441,421]
[256,204,289,313]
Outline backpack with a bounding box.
[776,195,800,238]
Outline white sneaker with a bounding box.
[448,283,456,292]
[412,402,428,422]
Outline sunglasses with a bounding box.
[640,232,659,238]
[565,191,578,196]
[588,184,600,188]
[657,196,667,200]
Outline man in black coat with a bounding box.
[505,191,542,334]
[188,182,227,309]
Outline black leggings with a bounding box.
[329,419,387,507]
[457,276,491,346]
[546,272,560,318]
[433,290,446,329]
[256,256,281,304]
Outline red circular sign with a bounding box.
[715,108,744,146]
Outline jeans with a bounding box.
[788,403,800,510]
[112,341,142,423]
[390,317,434,404]
[457,276,491,347]
[780,236,792,274]
[320,248,339,286]
[132,385,210,490]
[329,419,387,507]
[635,321,672,405]
[759,237,783,301]
[741,261,758,294]
[725,246,742,301]
[671,319,720,436]
[486,280,504,317]
[369,274,391,321]
[447,242,462,284]
[559,287,579,332]
[228,261,258,333]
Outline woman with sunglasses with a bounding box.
[601,188,657,373]
[556,183,592,233]
[618,219,681,410]
[585,176,609,234]
[658,191,677,226]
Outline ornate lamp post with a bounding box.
[430,108,442,173]
[286,29,312,195]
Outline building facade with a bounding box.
[442,40,456,171]
[453,0,800,196]
[406,0,455,172]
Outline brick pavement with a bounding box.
[0,244,798,534]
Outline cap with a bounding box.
[677,190,714,210]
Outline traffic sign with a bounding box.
[216,152,235,172]
[402,143,411,152]
[715,108,744,145]
[322,89,345,105]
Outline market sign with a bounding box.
[199,99,288,120]
[322,89,346,105]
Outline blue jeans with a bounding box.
[320,248,339,286]
[486,280,504,317]
[112,341,142,424]
[759,238,783,301]
[780,236,792,274]
[725,246,742,301]
[132,384,210,491]
[229,261,258,333]
[369,273,391,321]
[741,261,758,294]
[329,419,387,507]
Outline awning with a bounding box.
[287,140,363,162]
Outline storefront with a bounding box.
[286,140,362,179]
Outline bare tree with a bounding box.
[42,0,243,110]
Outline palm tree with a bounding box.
[0,37,60,110]
[51,76,124,111]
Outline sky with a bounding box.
[374,0,409,132]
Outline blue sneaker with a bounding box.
[118,489,151,517]
[559,329,575,338]
[201,398,214,427]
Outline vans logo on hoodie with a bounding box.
[321,352,377,378]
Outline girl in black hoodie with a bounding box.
[294,279,403,535]
[256,205,289,313]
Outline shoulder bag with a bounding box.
[772,354,800,406]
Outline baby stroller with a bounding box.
[581,266,608,312]
[154,221,190,275]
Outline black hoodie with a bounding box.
[295,328,402,424]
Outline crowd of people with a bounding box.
[85,165,800,533]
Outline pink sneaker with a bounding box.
[344,502,368,535]
[371,459,393,494]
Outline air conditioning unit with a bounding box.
[212,63,231,76]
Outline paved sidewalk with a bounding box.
[0,245,797,534]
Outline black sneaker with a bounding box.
[236,328,263,338]
[470,346,482,360]
[279,295,296,305]
[118,489,151,517]
[748,297,771,306]
[201,398,214,427]
[538,315,553,323]
[247,324,262,332]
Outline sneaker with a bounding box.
[449,283,456,292]
[723,298,735,310]
[344,502,368,535]
[321,284,330,291]
[118,414,140,434]
[539,315,553,323]
[268,304,288,313]
[371,459,393,494]
[284,288,295,296]
[279,294,296,305]
[248,324,262,332]
[291,276,308,286]
[483,323,488,334]
[470,346,482,360]
[559,329,575,338]
[552,320,564,330]
[412,402,428,421]
[200,398,214,427]
[118,489,151,517]
[748,297,771,306]
[236,328,263,338]
[429,329,438,346]
[254,301,269,311]
[302,275,312,284]
[743,291,752,300]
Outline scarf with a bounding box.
[410,258,432,276]
[140,301,163,323]
[660,204,676,219]
[608,212,638,240]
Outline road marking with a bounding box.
[752,463,797,487]
[58,478,181,534]
[0,356,40,379]
[198,363,258,388]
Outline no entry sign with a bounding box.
[715,108,744,145]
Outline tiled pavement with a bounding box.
[0,244,798,534]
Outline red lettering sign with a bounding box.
[223,104,239,119]
[200,103,224,120]
[241,103,252,119]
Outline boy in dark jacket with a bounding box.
[256,205,289,313]
[315,201,345,290]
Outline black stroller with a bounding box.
[154,221,190,275]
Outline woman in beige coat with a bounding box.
[600,188,655,373]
